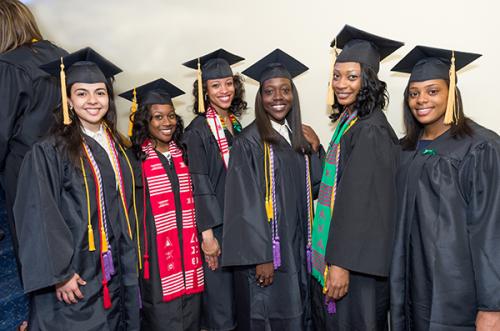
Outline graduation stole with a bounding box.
[80,128,138,309]
[141,139,204,302]
[205,106,239,169]
[263,142,314,271]
[311,111,358,287]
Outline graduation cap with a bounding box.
[392,45,481,125]
[326,25,404,105]
[242,48,309,84]
[332,25,404,73]
[119,78,185,136]
[183,48,244,113]
[40,47,122,125]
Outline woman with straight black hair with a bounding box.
[310,25,402,331]
[391,46,500,331]
[222,49,323,331]
[13,48,140,330]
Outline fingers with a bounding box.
[76,275,87,286]
[205,254,219,271]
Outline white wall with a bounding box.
[28,0,500,142]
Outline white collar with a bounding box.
[82,124,105,139]
[270,119,292,145]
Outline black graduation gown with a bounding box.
[390,121,500,331]
[0,40,67,271]
[314,110,399,331]
[183,115,236,330]
[221,122,322,331]
[13,136,140,331]
[131,151,201,331]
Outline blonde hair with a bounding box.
[0,0,43,53]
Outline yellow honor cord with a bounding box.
[327,42,337,106]
[197,58,205,114]
[80,157,96,251]
[444,51,457,125]
[264,143,273,221]
[323,266,329,294]
[128,88,138,137]
[117,142,143,270]
[60,58,71,125]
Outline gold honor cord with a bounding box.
[80,157,96,251]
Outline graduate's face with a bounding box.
[261,77,293,124]
[69,82,109,132]
[205,76,235,113]
[148,103,177,153]
[332,62,362,108]
[407,79,448,126]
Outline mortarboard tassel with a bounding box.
[197,58,205,113]
[102,279,112,309]
[128,88,138,137]
[444,51,457,125]
[327,41,337,106]
[60,58,71,125]
[143,254,150,280]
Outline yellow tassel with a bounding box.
[444,51,457,125]
[327,41,337,106]
[88,225,96,251]
[265,199,274,221]
[101,229,108,252]
[322,266,329,294]
[60,58,71,125]
[128,88,138,137]
[197,58,205,113]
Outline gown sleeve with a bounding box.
[0,63,30,172]
[460,140,500,311]
[184,127,223,232]
[221,136,272,267]
[13,142,75,292]
[325,124,398,277]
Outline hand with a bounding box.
[201,229,221,271]
[17,321,28,331]
[476,311,500,331]
[324,265,349,300]
[302,124,320,153]
[255,262,274,287]
[55,273,86,304]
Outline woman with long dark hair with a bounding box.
[311,25,402,331]
[0,0,67,272]
[122,79,204,331]
[221,49,323,330]
[13,48,140,330]
[391,46,500,330]
[182,49,247,331]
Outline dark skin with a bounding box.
[255,262,274,287]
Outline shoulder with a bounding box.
[185,115,208,132]
[0,41,67,81]
[348,110,398,144]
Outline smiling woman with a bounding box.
[13,47,141,330]
[122,78,204,331]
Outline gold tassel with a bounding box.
[327,41,337,106]
[444,51,457,125]
[128,88,137,137]
[322,266,329,294]
[197,58,205,113]
[88,225,96,251]
[101,229,108,252]
[60,58,71,125]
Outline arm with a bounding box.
[13,143,76,292]
[461,141,500,320]
[0,63,30,172]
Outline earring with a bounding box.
[69,104,73,110]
